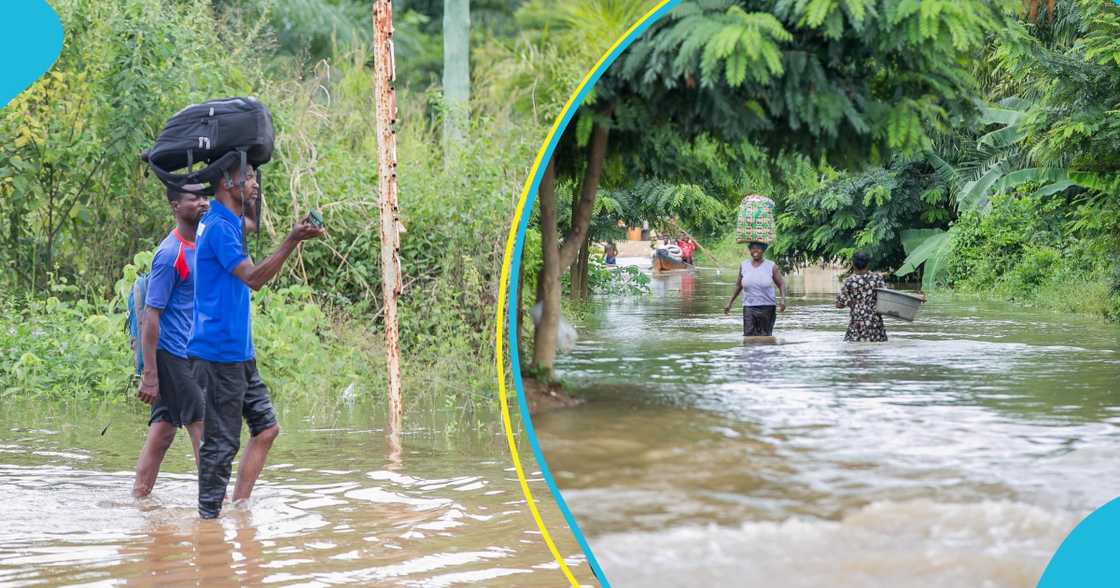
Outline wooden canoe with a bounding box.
[650,251,693,273]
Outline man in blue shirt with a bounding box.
[132,185,209,498]
[188,164,323,519]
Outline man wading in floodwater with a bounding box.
[724,241,787,336]
[132,185,209,497]
[187,164,323,519]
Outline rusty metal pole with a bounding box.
[372,0,403,453]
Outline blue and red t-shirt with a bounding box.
[145,229,197,359]
[186,199,255,362]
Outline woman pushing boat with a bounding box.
[835,252,889,342]
[724,241,786,336]
[835,251,925,342]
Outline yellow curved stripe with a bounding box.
[494,2,675,585]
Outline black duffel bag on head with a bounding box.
[141,96,274,195]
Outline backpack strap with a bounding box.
[128,275,149,376]
[141,149,245,195]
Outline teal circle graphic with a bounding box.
[1037,497,1120,587]
[0,1,63,108]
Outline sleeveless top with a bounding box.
[741,259,777,307]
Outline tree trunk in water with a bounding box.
[569,248,583,302]
[372,0,403,459]
[577,234,591,300]
[569,233,591,301]
[442,0,470,152]
[532,158,560,375]
[516,244,526,365]
[532,115,610,370]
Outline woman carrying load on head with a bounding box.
[835,251,889,342]
[724,241,786,336]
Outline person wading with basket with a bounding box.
[724,241,787,336]
[723,194,787,336]
[835,251,925,342]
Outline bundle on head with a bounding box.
[141,97,274,196]
[736,194,776,245]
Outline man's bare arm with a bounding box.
[137,307,161,405]
[233,219,323,291]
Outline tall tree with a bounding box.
[522,0,652,375]
[442,0,470,149]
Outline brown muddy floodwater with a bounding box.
[0,404,593,587]
[538,266,1120,588]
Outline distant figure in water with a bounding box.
[604,242,617,265]
[835,251,889,342]
[724,241,786,336]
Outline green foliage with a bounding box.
[561,256,650,296]
[598,180,727,237]
[257,51,537,356]
[773,159,952,269]
[0,294,129,400]
[0,282,495,411]
[516,0,654,65]
[218,0,370,62]
[895,228,953,289]
[0,286,358,401]
[1002,0,1120,172]
[214,0,446,87]
[944,191,1119,318]
[612,0,1003,162]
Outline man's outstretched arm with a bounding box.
[232,219,323,291]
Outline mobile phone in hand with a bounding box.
[306,209,324,229]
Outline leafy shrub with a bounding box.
[944,192,1118,318]
[773,159,952,270]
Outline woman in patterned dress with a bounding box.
[835,251,889,342]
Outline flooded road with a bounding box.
[0,404,592,586]
[539,268,1120,588]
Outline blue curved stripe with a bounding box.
[0,1,63,109]
[1037,497,1120,587]
[506,2,680,586]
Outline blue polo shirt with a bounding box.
[145,229,196,359]
[186,200,255,362]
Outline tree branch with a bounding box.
[558,114,611,272]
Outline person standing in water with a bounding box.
[188,163,324,519]
[834,251,889,342]
[132,185,208,497]
[724,241,786,336]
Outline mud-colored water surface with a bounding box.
[539,269,1120,588]
[0,404,591,587]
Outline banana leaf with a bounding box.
[895,229,952,290]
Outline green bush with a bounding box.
[0,294,130,400]
[944,192,1118,318]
